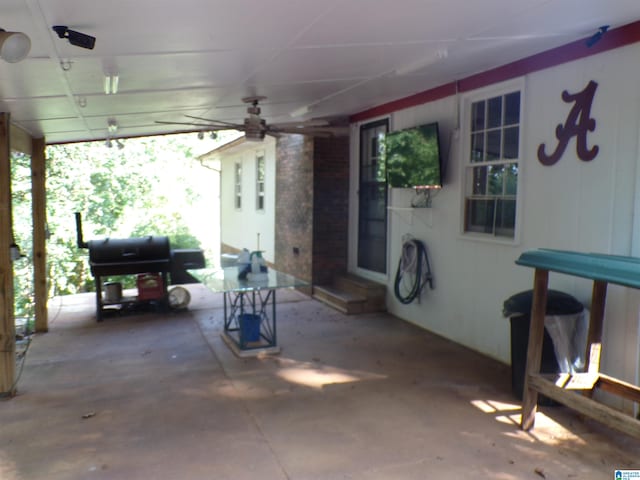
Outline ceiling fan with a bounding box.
[156,96,348,142]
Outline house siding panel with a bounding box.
[349,42,640,409]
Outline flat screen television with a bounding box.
[384,122,443,189]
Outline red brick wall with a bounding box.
[275,134,349,286]
[275,135,314,283]
[312,137,350,285]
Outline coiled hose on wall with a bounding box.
[394,237,434,304]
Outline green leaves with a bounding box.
[12,133,219,317]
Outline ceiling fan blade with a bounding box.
[155,120,243,131]
[184,114,243,128]
[270,126,350,137]
[270,119,330,128]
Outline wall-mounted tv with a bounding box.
[384,122,443,189]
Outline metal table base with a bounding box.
[190,268,307,356]
[222,288,280,355]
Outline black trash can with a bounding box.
[504,289,584,404]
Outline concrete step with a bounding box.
[313,274,386,314]
[334,274,386,300]
[312,285,365,314]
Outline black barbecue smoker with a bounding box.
[75,212,205,321]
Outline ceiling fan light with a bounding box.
[245,131,265,142]
[0,30,31,63]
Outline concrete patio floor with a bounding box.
[1,284,639,479]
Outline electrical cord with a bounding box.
[393,237,433,304]
[0,295,63,398]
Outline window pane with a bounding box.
[488,165,504,195]
[466,199,495,233]
[257,157,265,181]
[505,163,518,195]
[503,126,519,159]
[363,133,386,182]
[234,163,242,209]
[472,166,487,195]
[495,198,516,237]
[504,92,520,126]
[471,101,485,132]
[470,133,484,162]
[487,96,502,128]
[486,130,501,160]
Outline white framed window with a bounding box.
[255,153,265,211]
[234,162,242,209]
[462,80,523,239]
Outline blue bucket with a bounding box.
[239,313,261,342]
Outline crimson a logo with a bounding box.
[537,80,599,166]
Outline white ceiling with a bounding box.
[1,0,639,144]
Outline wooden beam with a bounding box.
[0,113,16,395]
[597,373,640,404]
[32,137,48,333]
[528,373,640,439]
[521,268,548,431]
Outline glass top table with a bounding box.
[190,267,308,293]
[190,267,308,356]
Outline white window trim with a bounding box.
[458,77,526,245]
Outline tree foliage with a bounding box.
[12,133,221,319]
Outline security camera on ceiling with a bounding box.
[52,25,96,50]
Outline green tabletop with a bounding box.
[515,249,640,289]
[189,267,308,293]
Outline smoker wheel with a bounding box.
[168,286,191,310]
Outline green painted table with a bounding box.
[516,249,640,439]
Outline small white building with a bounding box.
[201,136,277,264]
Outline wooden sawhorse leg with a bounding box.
[521,268,548,431]
[584,280,607,379]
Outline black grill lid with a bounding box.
[88,236,170,264]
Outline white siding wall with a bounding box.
[220,137,276,263]
[349,43,640,395]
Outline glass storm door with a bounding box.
[358,119,389,274]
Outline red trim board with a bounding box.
[350,20,640,123]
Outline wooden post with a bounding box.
[0,113,16,395]
[32,137,48,333]
[521,268,549,431]
[585,280,607,373]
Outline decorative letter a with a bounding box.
[537,80,599,166]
